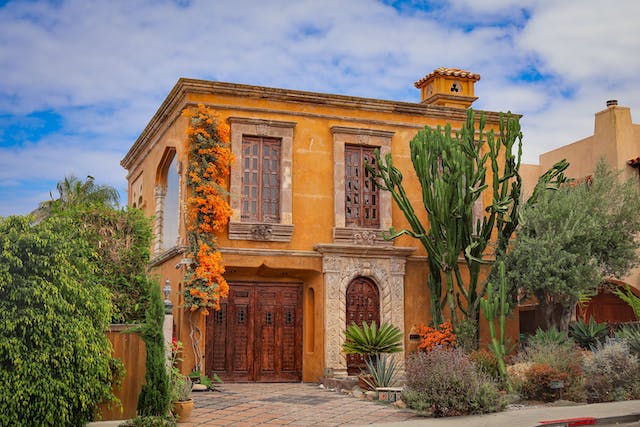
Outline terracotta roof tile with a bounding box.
[414,67,481,88]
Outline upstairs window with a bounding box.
[242,136,281,223]
[345,145,379,228]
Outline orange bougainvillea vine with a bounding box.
[182,104,234,315]
[415,321,457,352]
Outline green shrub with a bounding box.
[615,324,640,355]
[515,338,584,401]
[70,206,154,323]
[402,349,504,417]
[569,318,609,349]
[119,415,177,427]
[469,349,500,381]
[136,281,170,416]
[528,327,572,347]
[0,215,116,426]
[582,340,640,402]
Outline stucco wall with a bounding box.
[124,78,517,381]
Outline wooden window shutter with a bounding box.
[241,136,281,223]
[345,145,380,228]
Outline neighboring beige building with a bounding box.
[520,101,640,329]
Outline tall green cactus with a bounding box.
[480,261,511,390]
[368,109,568,335]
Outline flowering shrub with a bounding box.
[582,340,640,402]
[515,339,584,401]
[507,362,533,392]
[182,105,234,314]
[402,349,504,417]
[415,321,456,352]
[469,349,500,380]
[520,363,569,402]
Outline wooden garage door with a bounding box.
[205,283,302,382]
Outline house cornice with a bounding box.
[121,78,511,171]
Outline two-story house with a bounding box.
[121,67,514,382]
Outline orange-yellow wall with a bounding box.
[126,82,517,381]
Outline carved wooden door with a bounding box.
[206,283,302,382]
[346,277,380,375]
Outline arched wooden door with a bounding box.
[346,277,380,375]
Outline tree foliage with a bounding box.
[0,215,116,426]
[34,175,155,323]
[503,161,640,331]
[369,109,567,330]
[68,205,154,323]
[33,174,120,221]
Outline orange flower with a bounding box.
[182,104,234,315]
[416,321,457,352]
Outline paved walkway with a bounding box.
[179,383,640,427]
[182,383,419,426]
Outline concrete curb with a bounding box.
[354,400,640,427]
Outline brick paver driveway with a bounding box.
[182,383,419,426]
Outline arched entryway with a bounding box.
[346,277,380,375]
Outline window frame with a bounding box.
[241,135,282,224]
[331,126,394,246]
[345,144,380,229]
[228,117,295,242]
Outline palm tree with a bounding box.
[33,175,120,220]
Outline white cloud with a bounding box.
[0,0,639,215]
[0,136,127,194]
[518,0,640,81]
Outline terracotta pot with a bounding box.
[173,398,194,422]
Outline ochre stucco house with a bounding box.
[121,67,519,382]
[520,101,640,332]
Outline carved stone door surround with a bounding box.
[315,243,414,377]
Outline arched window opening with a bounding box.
[154,147,179,253]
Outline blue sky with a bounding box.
[1,0,639,216]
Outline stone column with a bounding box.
[153,185,166,254]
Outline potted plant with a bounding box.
[171,375,194,421]
[342,321,403,390]
[169,339,194,421]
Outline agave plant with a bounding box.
[528,327,572,347]
[342,321,403,357]
[361,354,399,389]
[616,324,640,355]
[569,318,609,349]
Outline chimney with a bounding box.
[606,99,618,107]
[414,67,480,109]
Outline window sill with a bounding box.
[229,222,294,242]
[333,227,393,246]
